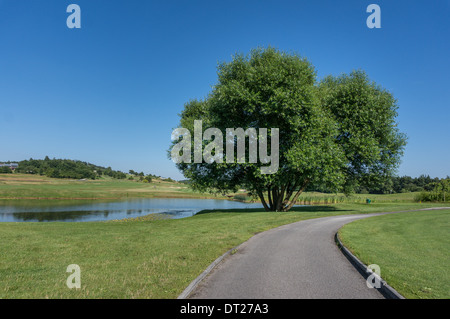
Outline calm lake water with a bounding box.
[0,198,265,222]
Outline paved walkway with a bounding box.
[189,213,395,299]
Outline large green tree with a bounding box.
[170,47,407,211]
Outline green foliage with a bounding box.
[144,175,153,183]
[0,166,13,174]
[170,47,407,211]
[15,158,127,180]
[415,179,450,202]
[309,174,444,195]
[319,70,407,194]
[388,175,441,194]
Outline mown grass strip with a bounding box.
[339,209,450,299]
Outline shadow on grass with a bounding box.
[196,205,354,215]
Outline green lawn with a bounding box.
[339,209,450,299]
[0,174,422,204]
[0,174,230,200]
[1,202,449,299]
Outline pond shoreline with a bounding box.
[0,198,264,223]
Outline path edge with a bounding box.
[177,243,244,299]
[335,232,406,299]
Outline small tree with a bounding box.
[144,176,152,183]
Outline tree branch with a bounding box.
[257,190,270,211]
[267,186,273,210]
[283,179,310,212]
[277,184,286,211]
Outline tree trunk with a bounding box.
[267,186,273,209]
[257,190,270,211]
[271,188,278,211]
[283,179,310,212]
[276,185,286,211]
[258,179,309,212]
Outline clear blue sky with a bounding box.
[0,0,449,179]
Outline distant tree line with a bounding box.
[390,175,448,193]
[12,157,129,180]
[0,166,13,173]
[1,157,170,184]
[308,174,449,195]
[128,170,161,183]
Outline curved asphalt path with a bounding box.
[187,210,447,299]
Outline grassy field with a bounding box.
[0,202,449,299]
[339,209,450,299]
[296,191,420,204]
[0,174,231,200]
[0,173,420,204]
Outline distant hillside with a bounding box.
[11,157,128,180]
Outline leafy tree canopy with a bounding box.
[170,47,407,211]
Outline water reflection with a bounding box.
[0,198,263,222]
